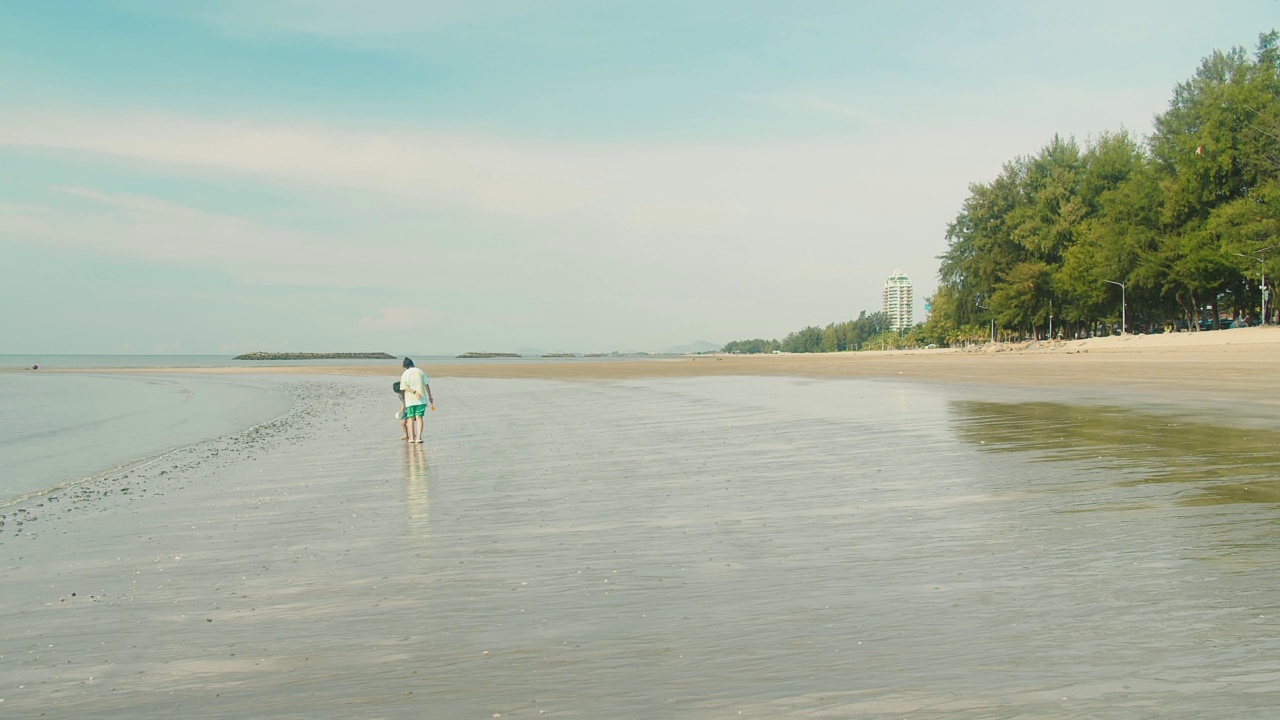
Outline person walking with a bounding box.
[399,357,434,444]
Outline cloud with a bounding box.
[359,306,433,331]
[746,93,884,126]
[0,101,1158,321]
[0,107,1036,323]
[1,93,1157,242]
[1,112,607,219]
[805,99,882,125]
[0,109,995,241]
[0,186,390,287]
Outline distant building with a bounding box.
[882,269,914,331]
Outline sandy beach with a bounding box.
[6,331,1280,718]
[43,326,1280,416]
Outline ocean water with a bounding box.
[5,375,1280,718]
[1,354,422,370]
[0,352,634,504]
[1,354,672,370]
[0,371,293,504]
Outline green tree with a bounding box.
[781,326,824,353]
[1148,33,1280,327]
[1057,132,1161,333]
[1210,178,1280,320]
[722,338,780,354]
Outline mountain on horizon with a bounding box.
[663,340,721,355]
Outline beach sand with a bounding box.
[45,325,1280,415]
[6,330,1280,717]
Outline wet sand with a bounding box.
[5,331,1280,717]
[6,376,1280,717]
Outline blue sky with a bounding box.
[2,1,1277,354]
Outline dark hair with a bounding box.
[392,381,402,393]
[402,357,414,369]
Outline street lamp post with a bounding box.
[1234,247,1274,325]
[1105,280,1126,335]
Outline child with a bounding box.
[393,381,409,440]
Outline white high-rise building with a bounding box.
[882,269,914,331]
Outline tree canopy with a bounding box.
[722,312,899,354]
[724,32,1279,353]
[925,31,1280,343]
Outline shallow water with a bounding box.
[0,353,411,369]
[0,353,671,370]
[4,376,1280,718]
[0,372,292,503]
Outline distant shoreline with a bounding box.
[31,328,1280,414]
[233,352,396,361]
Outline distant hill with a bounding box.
[664,340,721,355]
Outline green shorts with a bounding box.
[404,404,426,418]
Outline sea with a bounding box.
[4,358,1280,718]
[0,353,622,506]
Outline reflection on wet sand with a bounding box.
[403,442,430,539]
[12,376,1280,718]
[951,400,1280,505]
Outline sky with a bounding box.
[2,1,1277,355]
